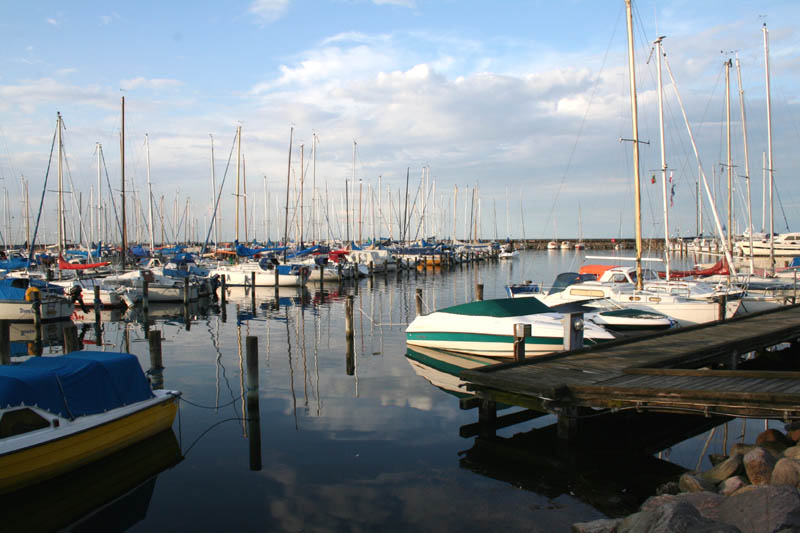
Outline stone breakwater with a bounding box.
[573,426,800,533]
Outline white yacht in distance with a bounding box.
[736,233,800,257]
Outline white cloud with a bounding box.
[56,68,77,76]
[372,0,416,7]
[248,0,290,25]
[46,18,59,27]
[100,15,112,25]
[120,77,183,90]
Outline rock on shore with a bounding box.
[573,428,800,533]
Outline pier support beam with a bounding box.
[557,406,580,441]
[416,288,423,316]
[148,330,164,390]
[476,283,484,301]
[246,335,262,471]
[345,295,355,375]
[563,312,584,351]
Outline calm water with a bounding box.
[10,250,782,532]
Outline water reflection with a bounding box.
[2,430,181,531]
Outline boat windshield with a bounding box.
[547,272,596,296]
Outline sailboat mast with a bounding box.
[57,112,64,258]
[243,154,248,243]
[96,142,102,245]
[735,55,754,273]
[625,0,643,290]
[312,133,317,243]
[120,97,127,267]
[145,134,155,254]
[725,58,733,254]
[283,127,293,262]
[452,185,458,242]
[763,23,775,273]
[235,125,242,249]
[210,134,219,249]
[299,143,304,250]
[263,176,268,243]
[655,36,670,280]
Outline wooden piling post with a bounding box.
[142,279,149,314]
[717,295,727,321]
[478,399,496,437]
[274,263,280,287]
[220,276,227,305]
[337,262,343,282]
[415,288,423,316]
[513,323,530,362]
[0,320,10,365]
[557,406,579,441]
[563,312,584,351]
[63,324,79,353]
[250,272,256,308]
[32,291,42,344]
[183,277,190,306]
[93,285,101,309]
[318,264,324,293]
[369,261,374,277]
[475,283,484,301]
[148,330,164,390]
[246,335,259,391]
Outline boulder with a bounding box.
[772,458,800,487]
[571,518,623,533]
[719,475,748,496]
[744,447,777,485]
[655,481,680,496]
[709,453,729,467]
[715,485,800,533]
[617,501,738,533]
[756,429,793,453]
[783,445,800,461]
[679,473,717,493]
[702,454,743,484]
[787,428,800,444]
[730,443,757,457]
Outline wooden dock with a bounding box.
[460,304,800,438]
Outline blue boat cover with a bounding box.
[0,352,154,419]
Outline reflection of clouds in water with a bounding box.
[264,468,601,532]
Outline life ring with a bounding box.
[25,286,40,302]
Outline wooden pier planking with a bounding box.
[461,304,800,422]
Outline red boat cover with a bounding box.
[658,259,729,279]
[58,255,110,270]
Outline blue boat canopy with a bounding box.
[0,352,155,419]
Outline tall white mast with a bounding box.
[725,58,733,255]
[145,134,155,254]
[57,112,64,257]
[96,142,102,245]
[210,134,219,249]
[735,54,754,274]
[763,23,775,273]
[654,36,671,280]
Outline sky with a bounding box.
[0,0,798,245]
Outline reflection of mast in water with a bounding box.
[359,289,365,356]
[237,310,246,437]
[285,306,298,429]
[313,302,321,416]
[299,305,309,412]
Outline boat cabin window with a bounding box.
[642,269,660,281]
[0,408,50,438]
[610,274,628,283]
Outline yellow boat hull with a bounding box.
[0,395,178,495]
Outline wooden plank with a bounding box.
[622,368,800,380]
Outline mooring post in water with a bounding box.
[246,335,259,391]
[63,324,79,353]
[148,329,164,390]
[513,323,530,362]
[345,295,355,375]
[93,285,101,310]
[415,288,423,316]
[337,262,342,282]
[0,320,10,365]
[557,406,579,441]
[475,283,484,301]
[274,263,280,288]
[32,291,42,344]
[183,277,190,307]
[250,272,256,309]
[563,312,584,351]
[369,261,374,277]
[245,335,262,470]
[717,295,727,321]
[142,279,149,314]
[478,399,496,437]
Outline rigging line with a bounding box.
[542,3,623,238]
[773,179,791,232]
[27,122,58,263]
[100,147,123,242]
[60,134,96,261]
[201,129,238,255]
[181,417,252,457]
